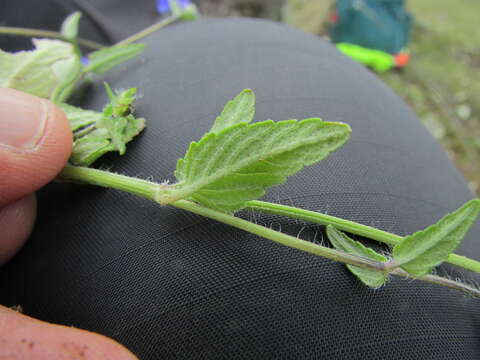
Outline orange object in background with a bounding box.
[394,52,410,67]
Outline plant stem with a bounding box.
[174,201,480,297]
[0,26,104,50]
[246,200,480,274]
[57,166,480,297]
[391,268,480,298]
[59,166,385,270]
[60,165,157,200]
[247,200,402,245]
[58,166,382,270]
[115,15,179,46]
[173,200,387,272]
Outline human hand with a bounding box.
[0,88,137,359]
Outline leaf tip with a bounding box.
[326,224,337,236]
[333,121,352,133]
[241,88,254,96]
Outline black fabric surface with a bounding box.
[1,18,480,359]
[0,0,110,51]
[74,0,162,42]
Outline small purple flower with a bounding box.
[156,0,170,14]
[81,56,89,66]
[156,0,192,14]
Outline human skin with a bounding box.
[0,88,138,359]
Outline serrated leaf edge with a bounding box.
[158,118,350,207]
[392,199,480,276]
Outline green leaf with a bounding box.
[84,43,145,74]
[61,86,146,166]
[161,118,350,212]
[70,130,115,166]
[326,225,388,288]
[97,114,145,155]
[50,55,82,102]
[0,39,80,99]
[169,0,182,16]
[122,114,146,145]
[102,83,137,117]
[393,199,480,277]
[61,12,82,40]
[67,109,145,166]
[180,4,200,21]
[168,0,199,20]
[209,89,255,134]
[60,103,103,131]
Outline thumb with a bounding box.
[0,91,137,359]
[0,88,72,264]
[0,306,138,359]
[0,88,72,207]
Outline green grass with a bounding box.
[285,0,480,194]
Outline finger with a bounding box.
[0,306,138,359]
[0,194,36,265]
[0,88,72,208]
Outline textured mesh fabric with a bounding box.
[73,0,161,42]
[0,0,110,51]
[1,18,480,359]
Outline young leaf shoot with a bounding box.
[60,11,82,41]
[61,85,145,166]
[209,89,255,133]
[84,43,146,74]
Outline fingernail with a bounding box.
[0,89,48,150]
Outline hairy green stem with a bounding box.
[246,200,480,274]
[174,201,480,298]
[60,165,157,200]
[58,166,480,297]
[115,15,179,46]
[246,200,402,245]
[59,166,382,270]
[391,268,480,297]
[0,26,104,49]
[173,200,386,272]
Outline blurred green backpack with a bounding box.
[329,0,413,71]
